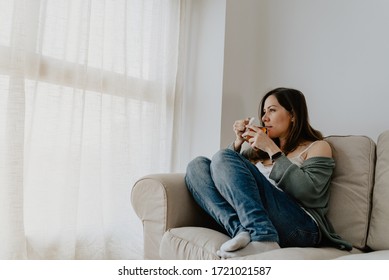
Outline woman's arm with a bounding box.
[269,155,335,208]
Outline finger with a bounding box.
[245,124,258,133]
[242,130,254,139]
[251,143,259,151]
[238,124,247,132]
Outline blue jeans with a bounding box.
[185,148,320,248]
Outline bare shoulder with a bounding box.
[306,140,332,159]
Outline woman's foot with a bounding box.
[220,231,251,252]
[217,241,280,259]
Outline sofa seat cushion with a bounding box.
[159,227,362,260]
[160,227,229,260]
[232,247,361,260]
[325,135,376,250]
[367,130,389,250]
[335,250,389,260]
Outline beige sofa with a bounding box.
[131,131,389,260]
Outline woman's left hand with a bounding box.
[242,125,278,155]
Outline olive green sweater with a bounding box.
[269,154,352,251]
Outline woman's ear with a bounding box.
[289,111,294,122]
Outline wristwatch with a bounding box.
[271,151,284,162]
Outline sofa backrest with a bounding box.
[325,135,376,250]
[367,130,389,250]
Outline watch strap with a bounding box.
[271,151,284,162]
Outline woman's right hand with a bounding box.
[232,118,251,151]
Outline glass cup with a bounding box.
[244,126,267,140]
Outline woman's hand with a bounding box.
[232,118,251,151]
[243,125,280,156]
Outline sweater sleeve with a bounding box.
[269,155,335,208]
[227,142,262,162]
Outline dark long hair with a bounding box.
[259,87,323,155]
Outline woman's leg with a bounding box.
[241,155,320,248]
[256,181,320,248]
[185,156,245,238]
[211,149,319,257]
[187,149,319,258]
[210,149,279,243]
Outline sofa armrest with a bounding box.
[131,173,217,259]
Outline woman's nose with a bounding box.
[262,113,268,123]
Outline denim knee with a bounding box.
[185,156,210,184]
[211,148,237,164]
[186,156,210,174]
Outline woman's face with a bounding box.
[261,95,293,139]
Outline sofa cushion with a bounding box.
[335,250,389,260]
[159,227,229,260]
[325,135,376,250]
[232,247,360,260]
[367,130,389,250]
[160,227,361,260]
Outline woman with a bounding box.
[185,87,351,259]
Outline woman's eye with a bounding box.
[263,108,276,115]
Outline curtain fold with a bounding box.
[0,0,182,259]
[0,0,28,259]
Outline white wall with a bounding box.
[180,0,389,171]
[220,0,266,148]
[176,0,226,171]
[222,0,389,143]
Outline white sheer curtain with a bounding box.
[0,0,182,259]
